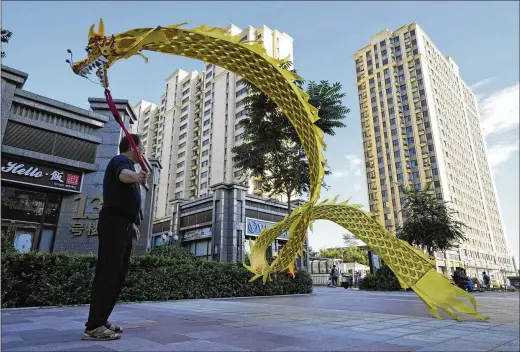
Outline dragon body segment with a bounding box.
[71,19,487,322]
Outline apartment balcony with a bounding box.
[192,134,199,140]
[191,153,199,160]
[253,176,262,182]
[254,189,264,195]
[190,173,197,180]
[419,139,427,146]
[191,164,197,170]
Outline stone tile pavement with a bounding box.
[2,288,518,351]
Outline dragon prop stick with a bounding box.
[70,19,488,322]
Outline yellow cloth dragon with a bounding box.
[71,19,488,322]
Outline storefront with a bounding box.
[245,217,288,258]
[1,64,158,255]
[1,155,84,253]
[181,226,212,261]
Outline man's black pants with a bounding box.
[86,211,133,331]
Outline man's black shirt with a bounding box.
[102,155,141,222]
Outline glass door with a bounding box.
[13,227,36,253]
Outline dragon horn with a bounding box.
[98,18,105,36]
[88,18,105,41]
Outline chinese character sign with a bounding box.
[1,156,83,192]
[71,195,103,236]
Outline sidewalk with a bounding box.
[2,288,518,351]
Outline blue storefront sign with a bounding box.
[246,218,289,240]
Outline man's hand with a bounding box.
[136,170,149,184]
[132,224,140,241]
[119,169,150,184]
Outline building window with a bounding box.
[179,133,187,140]
[235,134,244,142]
[203,120,210,126]
[236,88,247,97]
[178,142,186,149]
[180,123,187,131]
[201,161,208,168]
[407,137,415,144]
[177,161,185,168]
[379,168,385,175]
[202,150,209,157]
[203,129,210,136]
[201,171,208,178]
[176,171,185,178]
[178,151,185,159]
[176,181,184,188]
[201,182,208,189]
[236,110,248,119]
[202,139,209,146]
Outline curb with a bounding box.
[1,292,316,312]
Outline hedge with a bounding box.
[1,246,313,308]
[358,264,402,291]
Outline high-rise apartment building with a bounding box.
[134,24,294,220]
[133,101,161,160]
[354,23,516,282]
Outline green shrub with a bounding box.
[1,247,313,308]
[359,264,401,291]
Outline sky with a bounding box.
[2,1,519,266]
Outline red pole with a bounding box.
[104,89,147,172]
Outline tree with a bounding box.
[308,247,319,257]
[232,62,349,212]
[396,183,467,256]
[318,247,368,266]
[343,232,363,247]
[1,29,13,58]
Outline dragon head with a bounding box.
[69,19,112,87]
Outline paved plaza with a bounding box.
[2,287,518,351]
